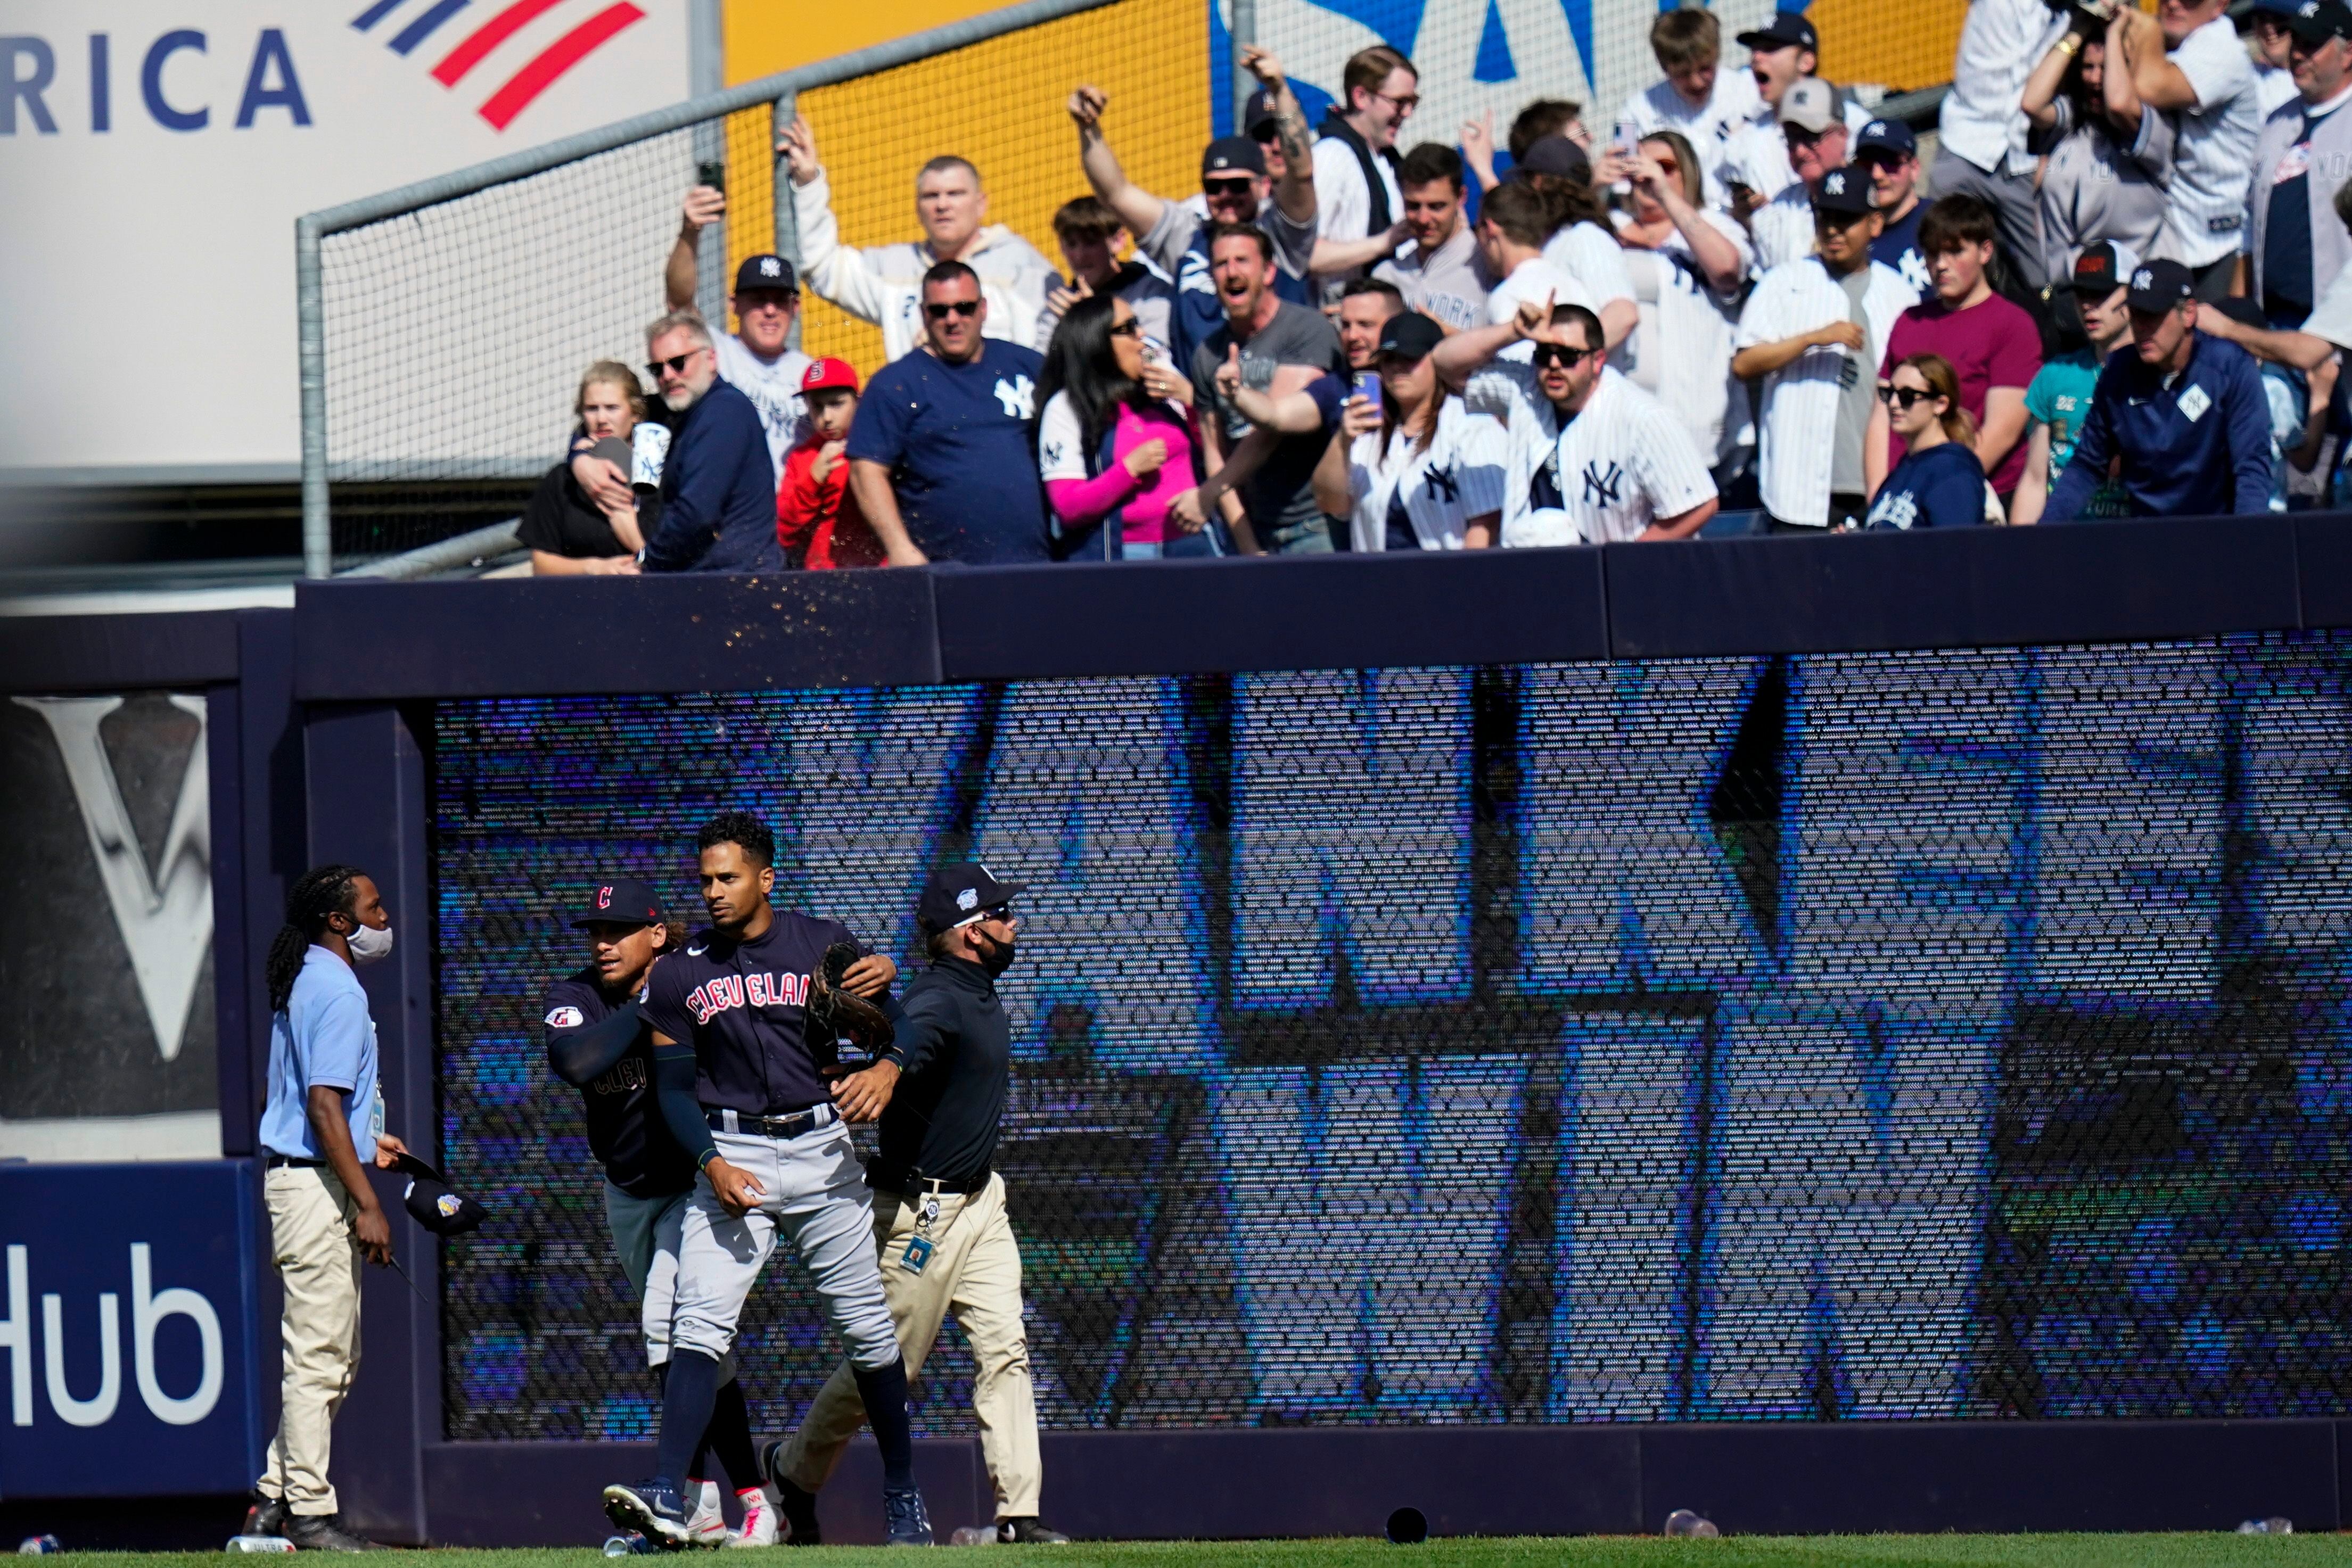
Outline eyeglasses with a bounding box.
[645,348,706,377]
[1203,177,1256,198]
[1880,384,1934,409]
[1530,343,1595,370]
[1783,125,1829,149]
[1371,89,1420,113]
[1107,318,1143,339]
[924,299,981,319]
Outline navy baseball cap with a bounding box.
[2250,0,2304,15]
[1738,11,1819,52]
[1518,135,1592,183]
[734,253,797,294]
[391,1152,486,1237]
[571,877,669,929]
[2126,258,2195,311]
[1202,136,1269,178]
[917,862,1028,929]
[1244,86,1283,138]
[2066,240,2139,295]
[1812,164,1878,218]
[2288,0,2352,44]
[1377,311,1445,360]
[1855,118,1917,159]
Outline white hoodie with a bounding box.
[793,169,1061,362]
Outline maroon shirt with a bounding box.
[1880,290,2043,494]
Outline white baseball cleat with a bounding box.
[685,1480,728,1548]
[727,1488,779,1548]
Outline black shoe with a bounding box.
[883,1486,933,1547]
[759,1439,822,1546]
[997,1517,1071,1544]
[284,1513,383,1552]
[603,1478,695,1551]
[244,1494,289,1538]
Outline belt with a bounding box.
[868,1164,990,1196]
[266,1155,323,1170]
[707,1104,837,1138]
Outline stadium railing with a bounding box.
[293,0,1211,579]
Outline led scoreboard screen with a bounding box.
[431,636,2352,1438]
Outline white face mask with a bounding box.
[346,920,395,966]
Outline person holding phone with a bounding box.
[1035,293,1215,559]
[1319,312,1504,549]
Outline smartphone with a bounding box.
[1352,370,1381,406]
[695,159,726,195]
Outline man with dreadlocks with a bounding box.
[243,863,407,1552]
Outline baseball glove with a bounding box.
[806,940,894,1052]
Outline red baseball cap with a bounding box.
[801,357,860,394]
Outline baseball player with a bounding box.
[764,864,1071,1546]
[1431,290,1720,545]
[543,877,774,1547]
[601,812,930,1548]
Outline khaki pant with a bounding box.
[778,1173,1041,1519]
[257,1165,364,1516]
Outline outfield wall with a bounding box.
[10,519,2352,1540]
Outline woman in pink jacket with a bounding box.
[1034,293,1220,559]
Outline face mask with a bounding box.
[969,926,1016,978]
[347,920,396,966]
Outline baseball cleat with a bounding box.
[685,1480,728,1548]
[883,1485,933,1547]
[760,1440,822,1546]
[727,1488,778,1548]
[604,1478,696,1550]
[244,1493,290,1538]
[997,1517,1071,1545]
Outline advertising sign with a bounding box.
[0,1,689,478]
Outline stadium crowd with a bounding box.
[523,0,2352,573]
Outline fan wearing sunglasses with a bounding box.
[636,311,787,573]
[1309,44,1421,294]
[1067,48,1318,373]
[1432,290,1718,546]
[1865,353,1997,530]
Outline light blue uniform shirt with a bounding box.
[258,946,380,1163]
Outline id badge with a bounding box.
[900,1234,935,1275]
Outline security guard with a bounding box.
[763,863,1071,1546]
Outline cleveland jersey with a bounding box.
[642,912,869,1116]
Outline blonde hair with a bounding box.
[1894,352,1976,445]
[574,360,646,422]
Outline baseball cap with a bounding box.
[390,1152,486,1238]
[1376,311,1445,360]
[2125,258,2195,311]
[1202,136,1268,178]
[1854,118,1917,159]
[733,253,797,294]
[2066,240,2139,295]
[801,356,860,395]
[570,877,669,929]
[2250,0,2305,15]
[1738,10,1820,52]
[1244,85,1283,138]
[1779,77,1841,134]
[1518,135,1592,183]
[1812,164,1878,218]
[2288,0,2352,45]
[917,862,1028,930]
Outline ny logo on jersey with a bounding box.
[14,696,212,1062]
[1424,461,1459,502]
[687,970,811,1026]
[1581,461,1625,506]
[994,375,1036,420]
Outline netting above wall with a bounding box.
[431,633,2352,1439]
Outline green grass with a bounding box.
[46,1538,2352,1568]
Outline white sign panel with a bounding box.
[0,0,689,477]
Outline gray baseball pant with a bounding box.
[669,1121,901,1370]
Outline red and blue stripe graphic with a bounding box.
[353,0,646,130]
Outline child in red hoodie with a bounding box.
[776,357,886,568]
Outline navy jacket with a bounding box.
[643,378,784,572]
[2044,332,2275,522]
